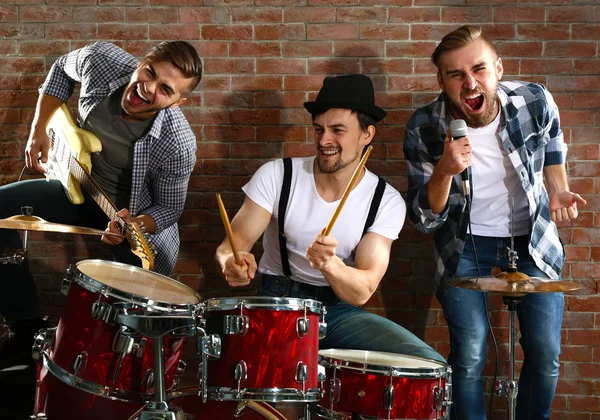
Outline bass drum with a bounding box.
[129,386,288,419]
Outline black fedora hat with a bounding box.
[304,74,386,122]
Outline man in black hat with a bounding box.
[215,74,444,361]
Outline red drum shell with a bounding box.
[317,349,450,419]
[204,297,323,402]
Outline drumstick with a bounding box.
[216,193,241,265]
[323,145,373,236]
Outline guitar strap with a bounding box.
[278,158,386,277]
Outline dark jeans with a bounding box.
[0,179,138,322]
[258,273,445,363]
[437,234,563,420]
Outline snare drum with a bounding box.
[33,260,201,406]
[200,296,325,402]
[128,386,288,419]
[311,349,451,420]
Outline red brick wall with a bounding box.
[0,1,598,417]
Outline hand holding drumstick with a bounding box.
[216,193,257,287]
[306,146,373,270]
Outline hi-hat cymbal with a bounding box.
[0,215,123,237]
[447,271,581,296]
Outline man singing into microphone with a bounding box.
[403,25,586,419]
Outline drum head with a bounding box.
[75,260,200,305]
[319,349,447,377]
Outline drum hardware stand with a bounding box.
[117,314,196,420]
[494,202,521,420]
[0,206,32,265]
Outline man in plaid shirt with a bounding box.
[0,41,201,367]
[404,26,586,419]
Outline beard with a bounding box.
[446,88,499,128]
[317,148,360,174]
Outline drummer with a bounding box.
[215,74,444,363]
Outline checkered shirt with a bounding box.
[404,80,568,286]
[40,42,197,276]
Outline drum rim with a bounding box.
[318,349,448,378]
[206,386,322,402]
[72,259,201,312]
[204,296,324,313]
[41,350,147,402]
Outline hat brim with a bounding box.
[303,101,387,123]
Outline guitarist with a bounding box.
[0,41,202,368]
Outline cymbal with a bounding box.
[0,215,123,237]
[447,271,581,296]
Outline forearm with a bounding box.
[321,257,380,306]
[31,94,64,133]
[427,166,454,215]
[544,164,569,195]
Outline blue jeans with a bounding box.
[258,274,445,363]
[437,234,563,420]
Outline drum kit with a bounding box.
[0,206,581,420]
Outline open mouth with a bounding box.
[129,85,150,107]
[465,93,484,111]
[320,149,340,157]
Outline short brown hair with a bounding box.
[140,41,203,95]
[431,25,497,69]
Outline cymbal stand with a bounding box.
[0,207,32,265]
[496,295,521,420]
[495,198,519,420]
[117,314,196,420]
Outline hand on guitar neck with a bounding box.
[102,208,156,245]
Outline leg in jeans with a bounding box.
[510,241,562,420]
[440,234,499,420]
[320,305,445,363]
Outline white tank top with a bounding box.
[467,112,529,237]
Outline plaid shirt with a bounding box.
[404,81,567,286]
[40,42,197,276]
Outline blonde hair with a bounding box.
[431,25,497,69]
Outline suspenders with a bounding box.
[277,157,387,276]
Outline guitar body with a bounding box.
[46,104,155,271]
[47,104,102,205]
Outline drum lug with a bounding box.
[329,378,341,404]
[235,360,248,393]
[200,334,221,403]
[31,327,56,361]
[172,360,187,390]
[383,383,395,412]
[295,361,308,394]
[73,351,88,376]
[143,368,154,393]
[235,360,248,381]
[224,315,249,336]
[319,307,328,339]
[432,385,444,412]
[296,317,309,338]
[60,266,73,296]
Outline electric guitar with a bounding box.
[45,104,155,271]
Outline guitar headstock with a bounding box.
[125,222,155,271]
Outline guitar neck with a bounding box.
[68,158,119,221]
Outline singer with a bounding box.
[403,25,586,420]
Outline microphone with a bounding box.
[449,119,471,202]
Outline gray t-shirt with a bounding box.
[84,86,153,210]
